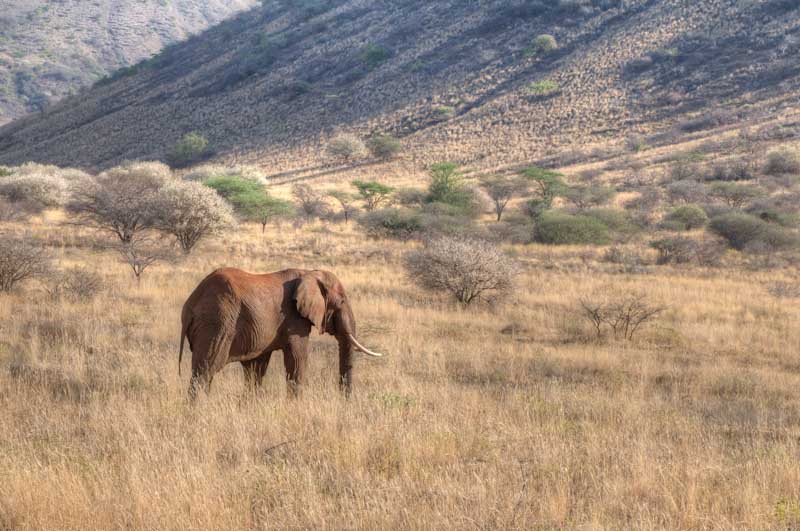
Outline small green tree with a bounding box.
[167,132,210,168]
[352,180,394,211]
[204,175,263,200]
[709,182,762,209]
[519,167,565,218]
[366,135,402,160]
[428,163,474,209]
[328,190,358,223]
[232,191,293,232]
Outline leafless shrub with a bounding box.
[292,184,329,219]
[579,293,666,340]
[113,235,174,282]
[45,267,105,301]
[67,161,175,242]
[0,237,51,291]
[154,180,236,254]
[404,237,519,306]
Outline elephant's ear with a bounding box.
[295,274,326,332]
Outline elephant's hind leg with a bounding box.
[188,324,236,399]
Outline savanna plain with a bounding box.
[1,214,799,530]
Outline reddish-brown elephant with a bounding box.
[179,268,383,398]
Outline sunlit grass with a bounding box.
[0,218,799,529]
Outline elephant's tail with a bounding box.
[179,316,192,377]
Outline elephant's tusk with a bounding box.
[348,334,385,357]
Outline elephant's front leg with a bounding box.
[242,351,273,391]
[282,334,309,397]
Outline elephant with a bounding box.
[178,268,384,398]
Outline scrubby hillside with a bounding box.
[0,0,257,125]
[0,0,799,176]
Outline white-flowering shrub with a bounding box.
[0,172,68,209]
[404,237,519,305]
[154,180,236,254]
[67,161,176,242]
[327,134,367,162]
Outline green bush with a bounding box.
[366,135,402,160]
[583,208,638,237]
[528,80,559,96]
[764,148,800,176]
[167,132,210,168]
[358,208,423,240]
[525,34,557,56]
[362,44,390,70]
[534,211,611,245]
[663,204,709,231]
[709,212,798,251]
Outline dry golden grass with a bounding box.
[1,216,800,530]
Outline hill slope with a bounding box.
[0,0,799,176]
[0,0,257,125]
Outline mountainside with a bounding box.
[0,0,257,125]
[1,0,799,177]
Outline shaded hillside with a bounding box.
[0,0,257,125]
[0,0,799,177]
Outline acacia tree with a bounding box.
[114,234,173,283]
[234,191,294,232]
[155,180,236,253]
[328,190,358,223]
[480,175,527,221]
[519,166,565,218]
[67,161,174,242]
[0,237,51,292]
[352,180,394,211]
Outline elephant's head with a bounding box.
[294,270,383,394]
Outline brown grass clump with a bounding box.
[0,217,799,529]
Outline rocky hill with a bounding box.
[0,0,256,125]
[0,0,798,179]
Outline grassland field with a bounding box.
[0,213,799,530]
